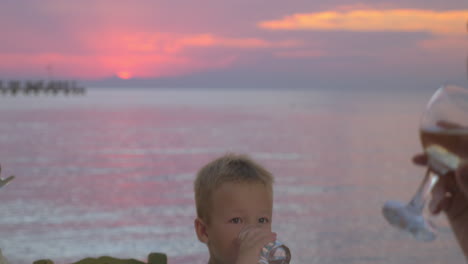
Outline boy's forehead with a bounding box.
[215,181,272,194]
[210,181,273,211]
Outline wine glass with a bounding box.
[382,84,468,241]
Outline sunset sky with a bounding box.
[0,0,467,89]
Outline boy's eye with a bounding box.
[229,217,242,224]
[258,217,269,224]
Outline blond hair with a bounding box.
[194,153,274,222]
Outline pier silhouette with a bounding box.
[0,80,86,96]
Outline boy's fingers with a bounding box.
[237,231,276,260]
[238,226,257,242]
[251,231,276,250]
[412,154,428,166]
[238,225,269,243]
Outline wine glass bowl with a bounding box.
[421,85,468,132]
[420,85,468,167]
[383,84,468,241]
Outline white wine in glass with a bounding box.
[383,84,468,241]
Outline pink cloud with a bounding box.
[0,51,238,79]
[0,28,299,79]
[274,50,326,58]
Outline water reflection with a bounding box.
[0,89,464,264]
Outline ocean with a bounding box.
[0,88,465,264]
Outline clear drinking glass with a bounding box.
[258,240,291,264]
[382,84,468,241]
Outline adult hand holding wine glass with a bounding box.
[412,151,468,258]
[382,85,468,254]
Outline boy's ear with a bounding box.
[194,218,209,244]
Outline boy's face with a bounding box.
[196,182,273,264]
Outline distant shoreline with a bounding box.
[0,80,86,96]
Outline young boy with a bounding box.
[194,153,277,264]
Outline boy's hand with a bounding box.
[235,225,276,264]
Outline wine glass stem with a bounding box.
[408,168,438,214]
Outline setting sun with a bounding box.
[117,71,132,79]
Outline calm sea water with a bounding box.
[0,88,465,264]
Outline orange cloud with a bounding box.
[259,9,468,35]
[181,35,300,48]
[115,32,300,53]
